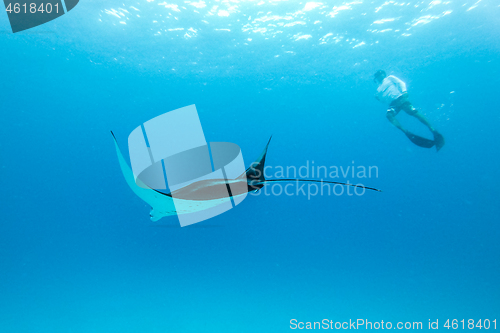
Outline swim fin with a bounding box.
[433,131,445,152]
[404,131,435,148]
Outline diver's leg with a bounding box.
[404,104,437,132]
[412,111,436,132]
[386,109,407,133]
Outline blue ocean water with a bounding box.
[1,0,499,332]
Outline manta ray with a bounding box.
[111,132,381,221]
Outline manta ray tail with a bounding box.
[260,179,381,192]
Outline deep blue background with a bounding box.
[1,0,499,332]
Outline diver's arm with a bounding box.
[374,85,385,101]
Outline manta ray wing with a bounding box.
[112,132,177,220]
